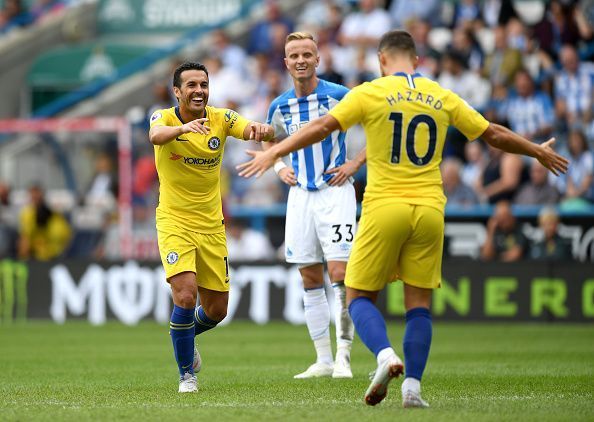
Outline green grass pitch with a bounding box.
[1,321,593,421]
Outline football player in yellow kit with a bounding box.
[237,31,568,407]
[149,62,274,393]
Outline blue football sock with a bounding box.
[169,305,195,376]
[194,305,219,336]
[403,307,432,381]
[348,297,391,356]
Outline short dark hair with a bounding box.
[173,62,209,88]
[378,30,417,58]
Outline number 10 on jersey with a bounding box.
[389,112,437,166]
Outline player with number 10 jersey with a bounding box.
[329,69,489,291]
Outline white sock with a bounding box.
[402,377,421,394]
[303,288,333,365]
[377,347,396,365]
[332,283,354,356]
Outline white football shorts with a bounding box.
[284,183,357,264]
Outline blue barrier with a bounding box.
[228,203,594,231]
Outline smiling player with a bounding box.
[149,61,274,393]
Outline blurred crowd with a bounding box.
[1,0,594,262]
[0,0,73,34]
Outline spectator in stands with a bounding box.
[226,218,274,262]
[407,18,440,78]
[240,67,286,122]
[202,56,249,108]
[452,0,481,30]
[266,21,292,72]
[439,49,491,159]
[0,0,33,34]
[555,44,594,129]
[529,206,573,261]
[442,158,479,206]
[438,49,491,112]
[503,69,555,143]
[18,184,72,261]
[521,34,555,86]
[317,44,344,86]
[461,140,486,191]
[482,25,522,87]
[298,0,343,41]
[132,155,158,206]
[349,47,376,87]
[532,0,593,60]
[0,181,16,257]
[146,81,173,122]
[477,143,525,204]
[450,26,484,72]
[307,1,344,46]
[84,152,117,207]
[248,0,293,55]
[209,29,248,72]
[481,200,527,262]
[481,0,519,28]
[505,18,529,53]
[336,0,391,83]
[95,197,159,261]
[514,159,560,205]
[389,0,442,28]
[558,130,594,205]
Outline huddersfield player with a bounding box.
[265,32,365,379]
[237,31,568,406]
[149,62,274,393]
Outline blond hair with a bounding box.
[285,31,316,45]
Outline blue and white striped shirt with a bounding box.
[554,63,594,116]
[504,91,555,137]
[266,79,349,191]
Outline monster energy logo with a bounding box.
[0,260,28,323]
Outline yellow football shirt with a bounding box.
[149,106,250,233]
[329,72,489,213]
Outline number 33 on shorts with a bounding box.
[331,224,354,243]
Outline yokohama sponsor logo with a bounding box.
[183,156,221,166]
[169,151,220,166]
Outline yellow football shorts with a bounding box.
[345,201,443,291]
[157,223,230,292]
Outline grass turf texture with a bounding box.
[1,322,593,421]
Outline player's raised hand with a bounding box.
[325,160,360,186]
[237,149,276,178]
[536,138,569,176]
[248,122,274,142]
[278,167,297,186]
[182,118,210,135]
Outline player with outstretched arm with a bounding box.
[237,31,568,407]
[149,62,274,393]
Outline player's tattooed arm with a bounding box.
[325,148,366,186]
[149,118,209,145]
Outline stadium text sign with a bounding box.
[1,260,592,324]
[98,0,243,33]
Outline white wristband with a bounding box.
[273,161,287,174]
